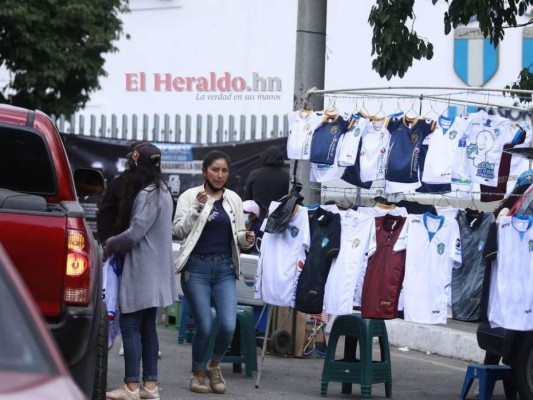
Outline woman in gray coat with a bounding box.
[105,143,177,400]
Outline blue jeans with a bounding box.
[181,253,237,371]
[119,307,159,383]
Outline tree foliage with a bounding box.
[0,0,129,115]
[368,0,533,102]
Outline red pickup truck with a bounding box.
[0,104,107,399]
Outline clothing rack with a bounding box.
[303,85,533,113]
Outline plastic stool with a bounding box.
[320,313,392,399]
[165,300,181,330]
[207,305,258,378]
[460,364,517,400]
[178,296,196,344]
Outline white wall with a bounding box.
[79,0,531,131]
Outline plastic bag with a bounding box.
[102,253,123,349]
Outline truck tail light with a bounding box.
[64,229,90,305]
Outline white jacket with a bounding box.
[173,184,251,275]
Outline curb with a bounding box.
[385,319,485,364]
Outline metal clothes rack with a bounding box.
[303,85,533,113]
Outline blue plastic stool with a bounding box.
[460,364,517,400]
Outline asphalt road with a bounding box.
[105,322,510,400]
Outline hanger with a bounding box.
[422,100,439,121]
[374,98,387,120]
[404,98,418,119]
[336,189,354,210]
[323,97,339,122]
[358,97,370,119]
[436,194,452,207]
[466,195,479,212]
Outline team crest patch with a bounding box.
[411,133,418,144]
[330,125,338,135]
[437,243,445,255]
[321,237,330,247]
[290,226,299,238]
[449,130,457,140]
[353,127,361,137]
[454,27,498,86]
[352,238,360,248]
[478,240,485,252]
[529,240,533,252]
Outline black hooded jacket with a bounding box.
[244,145,290,219]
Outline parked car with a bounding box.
[0,104,107,399]
[0,242,86,399]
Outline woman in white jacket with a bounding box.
[173,150,254,394]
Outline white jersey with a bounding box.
[436,206,460,220]
[357,204,408,218]
[394,213,462,324]
[359,117,390,182]
[462,112,518,187]
[310,135,344,183]
[324,210,375,315]
[423,115,468,184]
[337,117,368,167]
[488,215,533,331]
[255,202,311,307]
[286,110,323,160]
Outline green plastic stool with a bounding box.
[320,313,392,399]
[207,305,258,378]
[165,300,181,330]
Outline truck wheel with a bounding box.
[512,334,533,400]
[92,302,108,400]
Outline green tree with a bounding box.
[368,0,533,102]
[0,0,129,115]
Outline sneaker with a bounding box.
[206,363,226,394]
[106,385,140,400]
[190,371,209,393]
[139,385,160,400]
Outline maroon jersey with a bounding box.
[361,214,406,319]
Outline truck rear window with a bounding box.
[0,126,56,195]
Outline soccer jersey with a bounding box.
[488,215,533,331]
[436,206,460,220]
[463,112,520,187]
[338,116,369,167]
[287,110,323,160]
[310,134,344,183]
[386,115,434,184]
[309,115,350,165]
[394,212,462,324]
[359,117,391,182]
[295,207,341,314]
[361,214,406,319]
[451,209,494,321]
[340,134,373,189]
[323,209,375,315]
[422,116,468,184]
[255,202,310,307]
[480,126,528,202]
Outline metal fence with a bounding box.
[54,113,289,143]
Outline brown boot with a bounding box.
[190,370,209,393]
[206,361,226,394]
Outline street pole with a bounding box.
[292,0,327,205]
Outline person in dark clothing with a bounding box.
[96,141,146,244]
[244,145,290,219]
